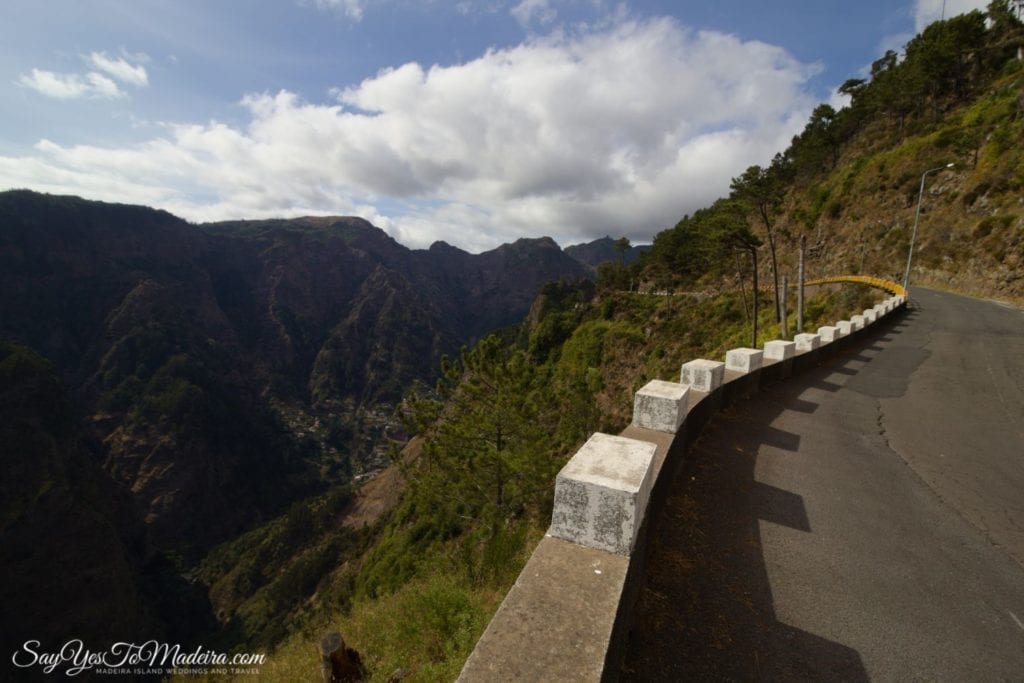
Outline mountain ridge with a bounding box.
[564,235,650,269]
[0,189,590,565]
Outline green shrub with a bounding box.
[973,214,1014,238]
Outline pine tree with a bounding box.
[400,336,559,538]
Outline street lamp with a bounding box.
[903,162,954,291]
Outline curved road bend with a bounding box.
[621,287,1024,681]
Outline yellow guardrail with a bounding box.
[805,275,907,299]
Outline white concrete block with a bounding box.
[680,359,725,393]
[764,339,796,361]
[837,320,854,335]
[632,380,688,433]
[725,347,763,374]
[549,433,656,555]
[851,315,865,330]
[863,308,877,324]
[817,325,840,343]
[794,333,821,352]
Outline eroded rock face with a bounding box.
[0,190,590,560]
[0,342,154,656]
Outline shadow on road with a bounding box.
[809,378,842,393]
[619,321,903,682]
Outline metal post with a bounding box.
[320,632,342,682]
[781,273,789,340]
[903,163,953,291]
[751,248,758,348]
[319,632,364,682]
[859,230,868,274]
[798,236,805,334]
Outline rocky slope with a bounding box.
[760,14,1024,302]
[0,341,213,659]
[0,190,589,565]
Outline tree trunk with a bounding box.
[757,204,782,323]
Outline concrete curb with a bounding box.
[458,295,908,682]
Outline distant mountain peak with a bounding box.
[427,239,468,255]
[509,236,561,250]
[290,215,375,230]
[0,189,593,560]
[563,236,649,268]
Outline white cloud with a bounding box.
[16,68,126,99]
[16,51,148,100]
[827,88,852,112]
[311,0,365,21]
[85,72,124,98]
[877,30,914,60]
[511,0,558,27]
[88,51,149,86]
[17,69,90,99]
[914,0,989,32]
[1,17,818,251]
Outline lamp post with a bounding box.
[903,163,954,291]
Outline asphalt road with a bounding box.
[621,287,1024,681]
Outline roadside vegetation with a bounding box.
[192,275,875,681]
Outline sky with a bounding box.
[0,0,993,252]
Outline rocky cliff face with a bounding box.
[0,341,153,656]
[564,236,650,269]
[0,190,590,563]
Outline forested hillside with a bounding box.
[633,1,1024,308]
[0,192,588,661]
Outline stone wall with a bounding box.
[458,294,907,682]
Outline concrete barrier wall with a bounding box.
[458,294,908,682]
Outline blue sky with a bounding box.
[0,0,989,250]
